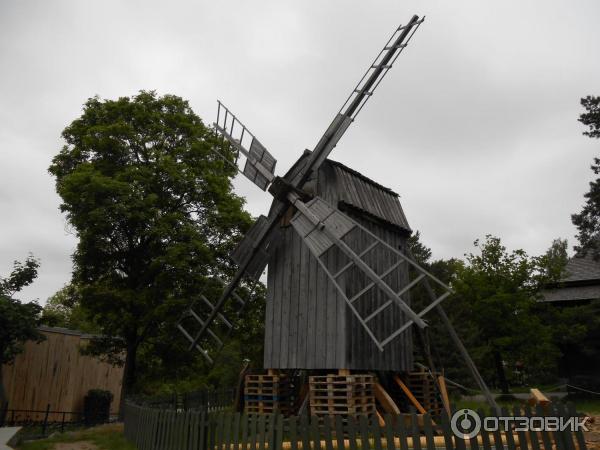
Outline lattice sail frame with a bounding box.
[290,196,451,352]
[177,277,257,364]
[213,101,277,191]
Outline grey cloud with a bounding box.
[1,0,598,303]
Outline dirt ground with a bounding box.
[586,416,600,450]
[51,442,99,450]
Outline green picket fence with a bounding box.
[123,402,587,450]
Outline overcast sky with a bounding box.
[1,0,599,304]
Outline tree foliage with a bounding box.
[0,255,45,405]
[572,95,600,257]
[48,91,255,401]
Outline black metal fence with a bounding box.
[0,403,83,435]
[130,388,236,412]
[123,401,588,450]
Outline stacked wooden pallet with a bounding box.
[244,373,292,415]
[407,371,443,415]
[309,374,375,416]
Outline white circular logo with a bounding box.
[451,409,481,439]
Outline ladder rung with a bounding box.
[349,282,376,304]
[348,259,404,303]
[384,44,407,50]
[353,89,373,96]
[178,324,214,364]
[333,241,379,279]
[380,326,410,348]
[217,277,247,307]
[364,300,393,323]
[396,273,426,298]
[201,295,233,328]
[188,309,223,346]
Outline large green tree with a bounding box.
[572,96,600,256]
[49,91,253,406]
[0,255,44,407]
[451,236,558,393]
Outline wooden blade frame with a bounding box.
[293,15,424,189]
[213,101,277,191]
[288,194,451,351]
[177,278,255,364]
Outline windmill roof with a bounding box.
[322,159,411,233]
[282,152,411,233]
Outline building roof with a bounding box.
[561,253,600,283]
[281,152,411,233]
[541,253,600,303]
[321,159,411,233]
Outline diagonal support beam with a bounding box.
[405,248,499,411]
[290,192,427,329]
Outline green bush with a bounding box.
[83,389,114,425]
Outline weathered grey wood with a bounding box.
[289,416,298,450]
[512,406,528,450]
[300,415,311,450]
[370,415,384,450]
[423,413,436,450]
[334,416,345,450]
[241,413,249,450]
[232,413,241,450]
[258,414,267,450]
[440,411,455,450]
[500,407,516,450]
[346,415,358,450]
[476,408,492,450]
[311,415,322,450]
[359,415,371,450]
[264,159,413,370]
[383,414,395,450]
[411,409,422,450]
[568,403,587,450]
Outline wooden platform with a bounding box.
[244,373,293,415]
[406,372,444,415]
[309,374,376,416]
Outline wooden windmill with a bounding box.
[178,14,498,415]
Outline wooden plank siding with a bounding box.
[2,326,123,416]
[264,159,413,371]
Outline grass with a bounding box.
[16,424,136,450]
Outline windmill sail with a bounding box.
[177,15,426,365]
[177,278,253,363]
[214,101,277,191]
[290,196,451,351]
[230,215,281,280]
[294,15,424,188]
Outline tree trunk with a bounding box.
[118,340,138,420]
[493,350,510,395]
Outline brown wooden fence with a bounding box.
[1,326,123,419]
[123,402,587,450]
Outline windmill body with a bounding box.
[178,13,498,410]
[264,157,414,371]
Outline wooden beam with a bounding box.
[394,375,427,414]
[529,388,550,406]
[374,382,400,415]
[376,410,386,427]
[437,375,451,416]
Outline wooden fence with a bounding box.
[2,326,123,419]
[123,402,587,450]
